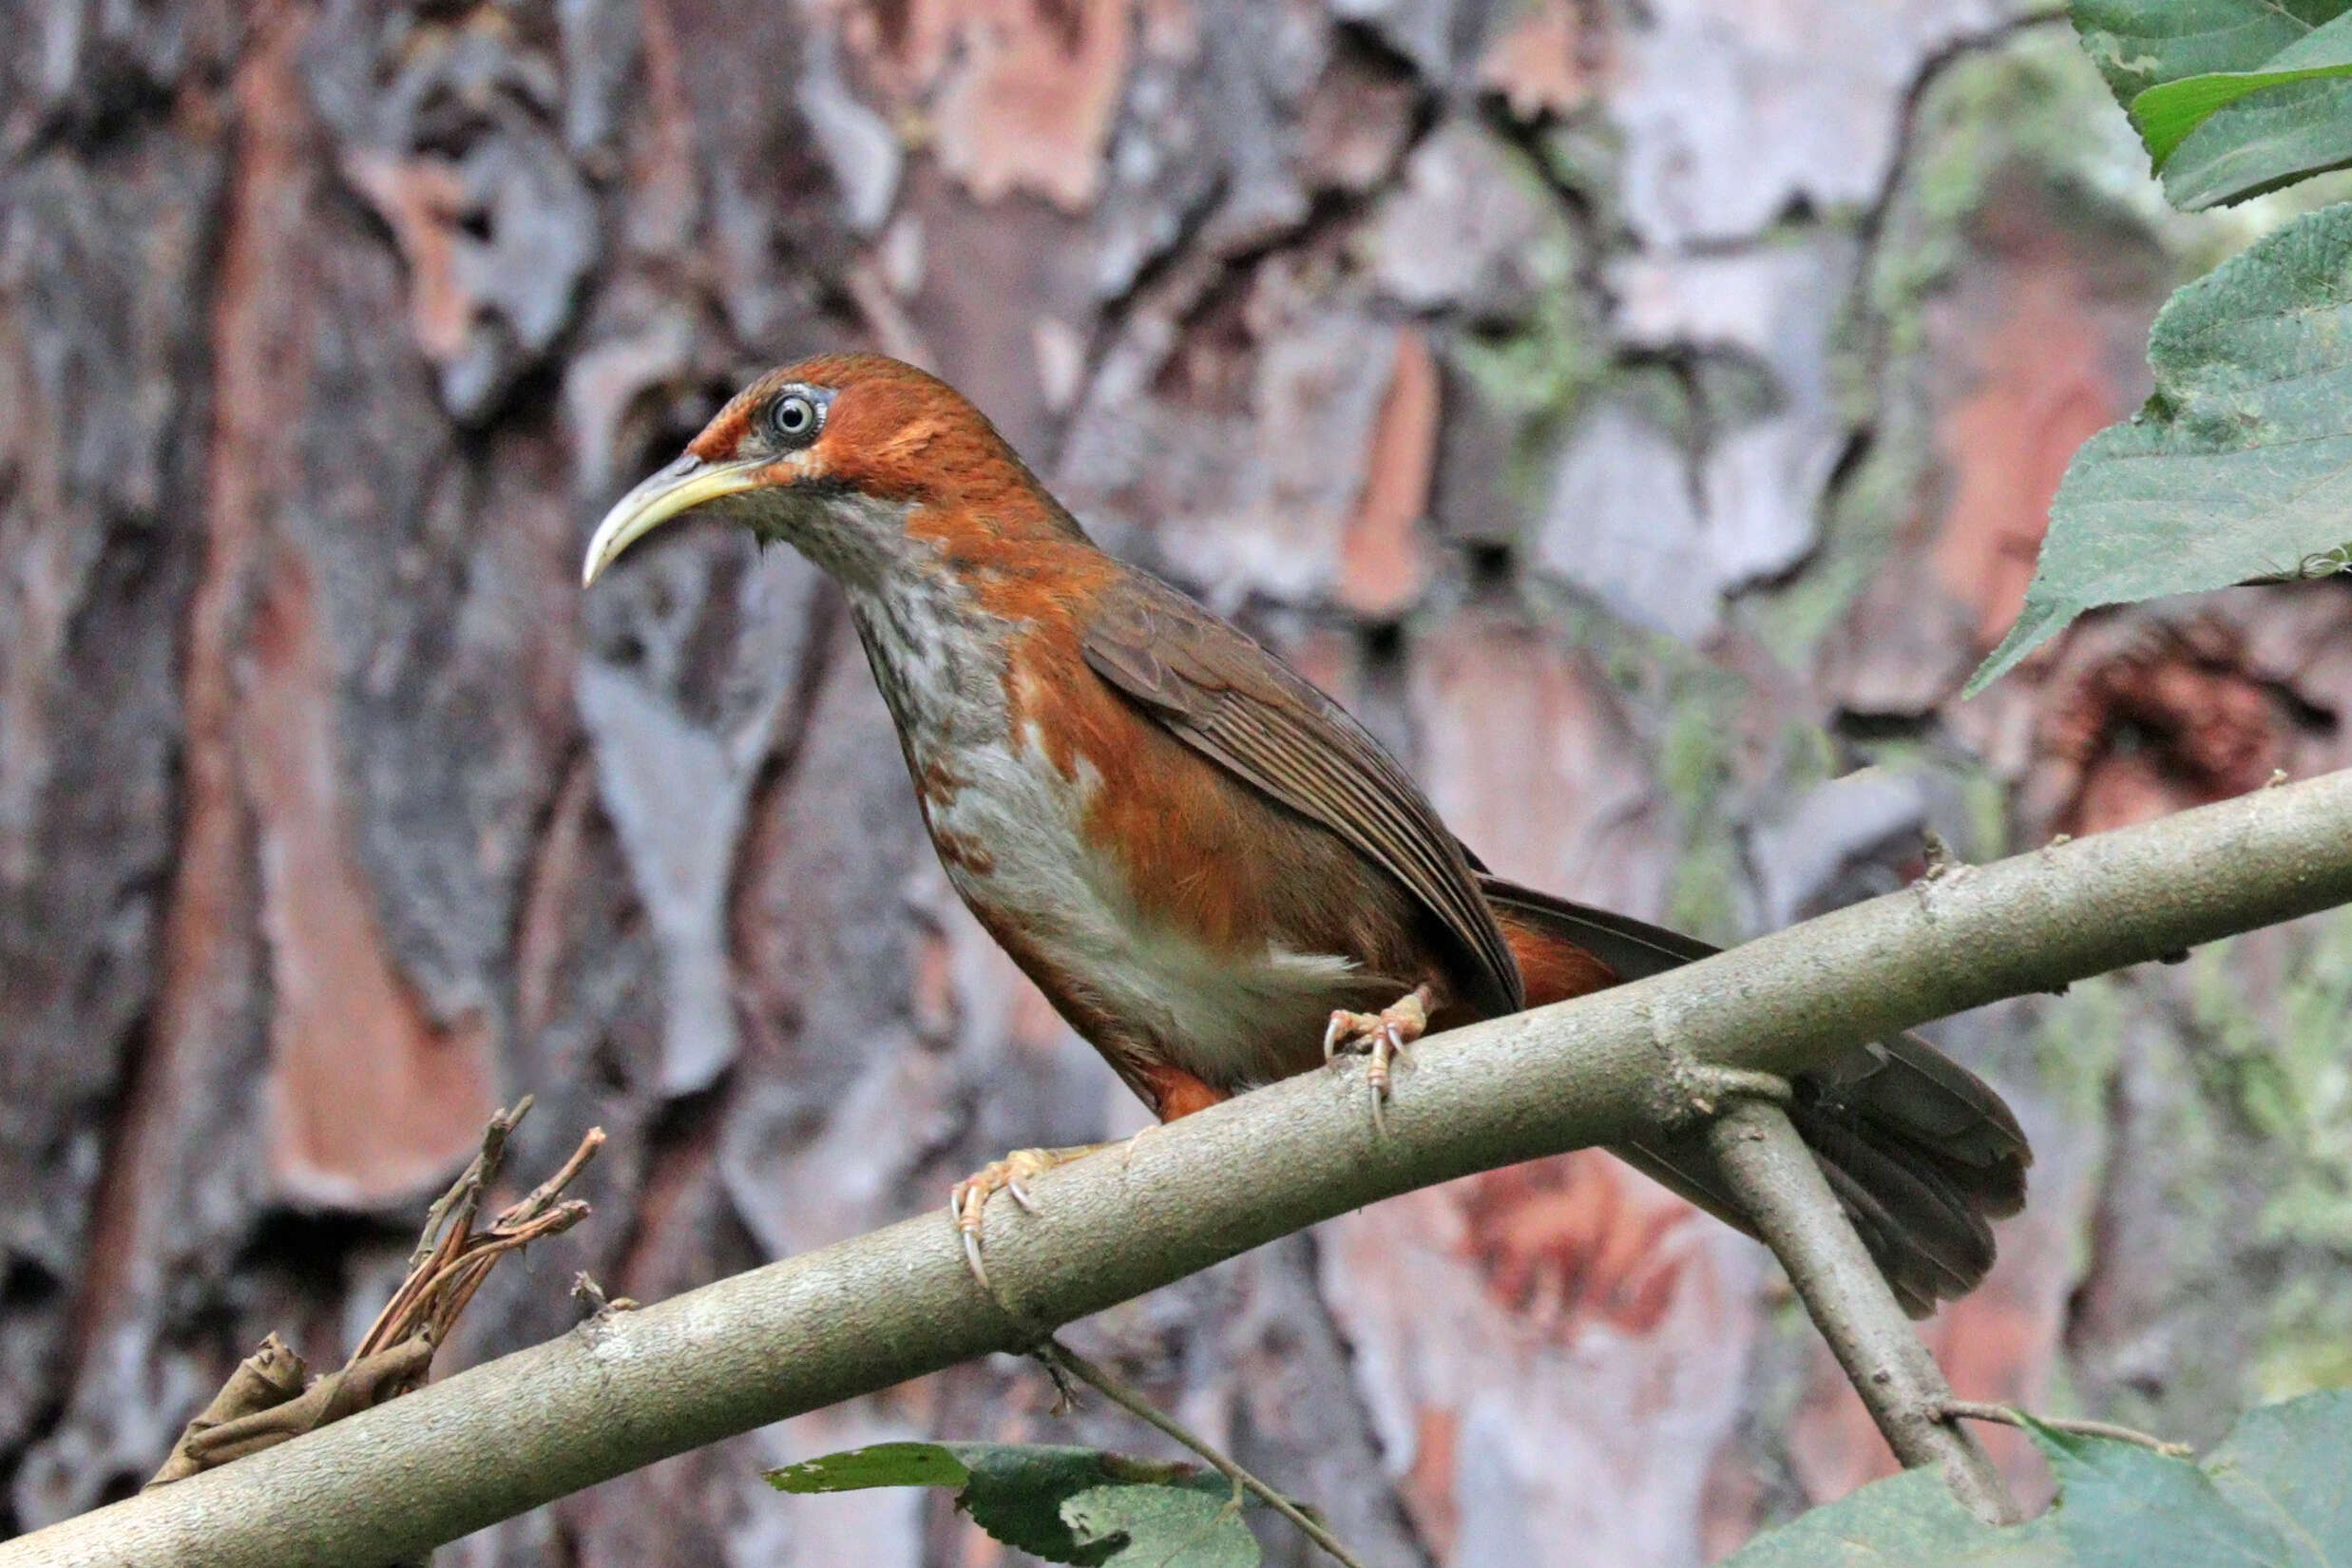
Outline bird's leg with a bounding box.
[950,1144,1112,1291]
[1324,983,1435,1130]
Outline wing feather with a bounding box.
[1081,573,1522,1016]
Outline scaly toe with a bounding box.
[1323,986,1433,1133]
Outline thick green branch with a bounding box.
[17,769,2352,1568]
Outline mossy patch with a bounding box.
[1747,27,2170,668]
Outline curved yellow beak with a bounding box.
[581,454,766,587]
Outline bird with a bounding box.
[582,352,2029,1314]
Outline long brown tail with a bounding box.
[1480,875,2030,1316]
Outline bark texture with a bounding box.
[4,2,2350,1563]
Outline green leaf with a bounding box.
[2202,1389,2352,1563]
[766,1443,1228,1566]
[2070,0,2347,110]
[2030,1422,2292,1566]
[2071,1,2352,207]
[1713,1466,2014,1565]
[1966,201,2352,694]
[1062,1482,1261,1568]
[2131,12,2352,168]
[2161,75,2352,208]
[1721,1392,2352,1565]
[766,1441,973,1492]
[959,1446,1225,1565]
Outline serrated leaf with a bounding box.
[1062,1482,1261,1568]
[2071,1,2352,207]
[766,1442,972,1493]
[2070,0,2347,111]
[1721,1392,2352,1565]
[1967,201,2352,694]
[960,1445,1224,1566]
[2030,1422,2292,1566]
[2202,1389,2352,1563]
[766,1443,1227,1566]
[2132,12,2352,168]
[2161,75,2352,208]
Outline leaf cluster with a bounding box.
[1722,1389,2350,1565]
[1967,3,2352,693]
[2079,0,2352,209]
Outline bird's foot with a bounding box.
[1324,984,1434,1133]
[950,1143,1108,1291]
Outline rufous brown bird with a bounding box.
[583,353,2029,1312]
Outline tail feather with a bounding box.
[1479,873,2031,1315]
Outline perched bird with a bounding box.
[583,354,2029,1312]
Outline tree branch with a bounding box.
[18,768,2352,1568]
[1710,1099,2017,1522]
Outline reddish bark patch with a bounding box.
[1400,1406,1462,1560]
[154,10,492,1216]
[1931,266,2119,653]
[1826,178,2166,717]
[338,152,471,364]
[1454,1152,1694,1336]
[866,0,1132,212]
[1338,326,1437,619]
[245,550,497,1205]
[1480,0,1613,121]
[2041,621,2293,837]
[1410,612,1672,919]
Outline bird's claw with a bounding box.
[1323,985,1433,1133]
[949,1145,1099,1292]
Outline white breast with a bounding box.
[846,579,1356,1086]
[925,719,1361,1086]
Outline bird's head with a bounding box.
[582,353,1083,592]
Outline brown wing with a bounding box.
[1081,570,1522,1018]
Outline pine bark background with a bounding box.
[8,1,2352,1562]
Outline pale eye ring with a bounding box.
[764,391,822,448]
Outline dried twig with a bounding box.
[570,1272,639,1316]
[143,1334,310,1487]
[355,1099,603,1361]
[146,1099,603,1491]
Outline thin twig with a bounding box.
[355,1113,603,1362]
[407,1096,532,1271]
[1942,1401,2192,1458]
[1036,1339,1371,1568]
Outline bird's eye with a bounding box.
[764,392,822,448]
